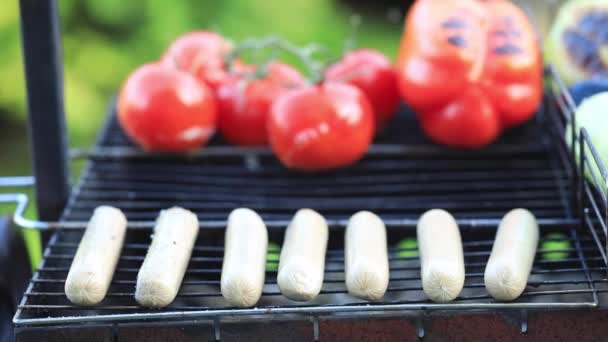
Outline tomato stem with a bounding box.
[224,36,333,85]
[277,39,325,84]
[343,14,362,54]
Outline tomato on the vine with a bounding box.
[117,62,217,151]
[216,62,305,146]
[267,82,375,171]
[325,48,400,130]
[162,31,251,91]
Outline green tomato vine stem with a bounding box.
[224,36,334,84]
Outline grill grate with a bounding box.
[12,110,604,327]
[59,109,571,224]
[14,222,606,325]
[12,67,608,328]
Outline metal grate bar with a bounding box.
[14,220,603,327]
[570,225,599,305]
[585,184,608,236]
[13,65,608,328]
[41,246,599,261]
[585,210,608,265]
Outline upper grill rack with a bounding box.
[8,65,608,328]
[62,142,570,223]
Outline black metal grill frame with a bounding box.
[8,0,608,339]
[10,65,608,330]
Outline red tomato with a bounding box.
[217,62,305,146]
[267,82,375,171]
[162,31,251,91]
[117,63,217,151]
[418,87,500,148]
[326,49,400,129]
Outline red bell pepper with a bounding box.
[397,0,542,148]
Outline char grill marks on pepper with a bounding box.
[442,15,471,48]
[396,0,542,148]
[563,10,608,74]
[492,16,524,55]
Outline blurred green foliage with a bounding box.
[1,0,402,145]
[0,0,402,268]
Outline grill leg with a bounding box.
[214,318,221,341]
[416,315,425,340]
[520,310,528,334]
[18,0,70,223]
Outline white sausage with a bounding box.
[135,207,199,308]
[277,209,328,301]
[221,208,268,307]
[484,208,539,301]
[417,209,465,303]
[345,211,389,300]
[65,206,127,305]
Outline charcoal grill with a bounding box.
[3,0,608,341]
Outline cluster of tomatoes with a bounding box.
[117,31,400,171]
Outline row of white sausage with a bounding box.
[64,206,538,308]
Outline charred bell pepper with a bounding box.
[397,0,542,148]
[545,0,608,86]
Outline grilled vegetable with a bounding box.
[325,49,400,130]
[277,209,328,301]
[221,208,268,307]
[65,206,127,305]
[566,92,608,187]
[117,62,217,151]
[162,31,237,91]
[268,83,374,171]
[135,207,199,308]
[417,209,464,302]
[545,0,608,86]
[396,0,542,148]
[344,211,389,300]
[484,209,539,301]
[217,62,304,146]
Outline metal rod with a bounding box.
[416,315,425,340]
[569,226,599,307]
[584,209,608,265]
[0,176,35,187]
[19,0,70,220]
[12,301,598,327]
[0,191,583,230]
[520,310,528,334]
[69,143,543,160]
[582,128,608,189]
[312,316,320,342]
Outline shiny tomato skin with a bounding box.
[267,82,375,171]
[325,49,400,129]
[418,87,500,148]
[163,31,229,66]
[117,63,217,152]
[217,62,305,146]
[162,31,251,91]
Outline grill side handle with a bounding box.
[18,0,70,221]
